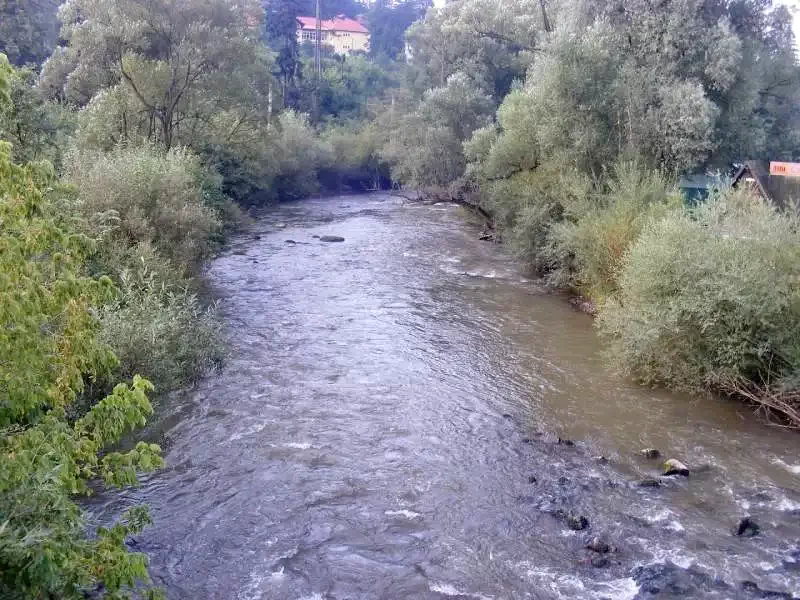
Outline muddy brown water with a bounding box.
[94,194,800,599]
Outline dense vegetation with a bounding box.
[1,0,799,595]
[379,0,800,426]
[0,0,414,595]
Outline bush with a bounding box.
[598,188,800,396]
[270,110,328,201]
[0,136,163,599]
[318,121,391,192]
[98,257,225,395]
[65,145,223,271]
[548,164,680,299]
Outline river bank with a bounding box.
[90,194,800,599]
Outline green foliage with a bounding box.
[598,189,800,393]
[0,65,74,167]
[318,120,391,191]
[319,55,394,121]
[383,72,493,194]
[367,0,431,60]
[0,0,59,66]
[66,145,223,271]
[99,257,225,395]
[549,164,681,299]
[0,140,163,599]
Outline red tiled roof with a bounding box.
[297,15,369,34]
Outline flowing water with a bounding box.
[96,194,800,599]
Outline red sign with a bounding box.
[770,161,800,177]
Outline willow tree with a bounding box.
[41,0,272,150]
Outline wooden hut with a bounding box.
[732,161,800,211]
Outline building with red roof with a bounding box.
[296,15,370,55]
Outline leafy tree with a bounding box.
[0,55,164,598]
[0,65,72,166]
[367,0,431,60]
[382,71,493,192]
[42,0,271,150]
[404,0,546,99]
[0,0,59,66]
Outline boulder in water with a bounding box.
[735,517,760,537]
[320,235,346,243]
[664,458,690,476]
[637,478,663,488]
[566,513,589,531]
[641,448,661,459]
[586,537,610,553]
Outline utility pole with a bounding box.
[315,0,322,80]
[313,0,322,120]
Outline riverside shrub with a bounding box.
[66,145,223,271]
[99,259,225,394]
[0,134,163,598]
[548,164,680,299]
[597,188,800,395]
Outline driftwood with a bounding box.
[719,376,800,430]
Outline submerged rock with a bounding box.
[663,459,690,476]
[586,537,610,553]
[528,475,538,484]
[631,562,728,596]
[641,448,661,459]
[735,517,760,537]
[320,235,346,243]
[591,556,610,568]
[740,581,792,599]
[637,478,663,488]
[566,513,589,531]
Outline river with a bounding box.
[95,194,800,599]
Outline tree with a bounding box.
[0,65,71,166]
[0,54,164,598]
[0,0,59,66]
[382,71,493,192]
[42,0,271,150]
[367,0,431,60]
[404,0,546,99]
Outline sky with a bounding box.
[787,0,800,50]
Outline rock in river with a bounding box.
[641,448,661,459]
[586,537,610,553]
[320,235,345,243]
[566,513,589,531]
[663,458,690,476]
[637,478,663,488]
[735,517,760,537]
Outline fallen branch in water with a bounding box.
[719,376,800,429]
[389,191,425,203]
